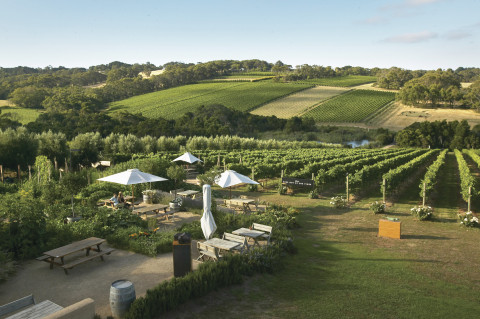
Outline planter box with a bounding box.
[378,219,401,239]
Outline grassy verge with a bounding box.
[164,185,480,318]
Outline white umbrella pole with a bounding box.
[132,185,134,210]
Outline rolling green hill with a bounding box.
[108,81,312,119]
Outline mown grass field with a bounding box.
[303,90,395,123]
[293,75,377,87]
[0,102,42,124]
[165,156,480,318]
[251,86,348,119]
[108,82,312,119]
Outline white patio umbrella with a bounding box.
[172,152,202,164]
[97,168,168,209]
[215,170,259,198]
[201,184,217,240]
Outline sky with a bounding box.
[0,0,479,70]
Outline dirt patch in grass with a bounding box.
[372,102,480,131]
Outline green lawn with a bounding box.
[294,75,377,87]
[165,179,480,318]
[108,82,312,119]
[0,104,42,124]
[303,90,395,123]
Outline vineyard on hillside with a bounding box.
[302,90,395,122]
[135,147,478,212]
[108,81,312,119]
[292,75,377,87]
[250,86,348,119]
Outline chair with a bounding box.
[196,242,221,262]
[252,223,273,245]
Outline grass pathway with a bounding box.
[431,152,462,221]
[164,191,480,319]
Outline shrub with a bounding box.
[248,184,258,192]
[410,205,433,220]
[370,201,386,214]
[308,190,318,199]
[459,211,479,227]
[330,196,347,209]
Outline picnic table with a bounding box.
[5,300,63,319]
[225,198,255,212]
[133,203,171,219]
[232,227,265,248]
[176,190,199,198]
[203,238,241,252]
[98,195,133,207]
[38,237,114,274]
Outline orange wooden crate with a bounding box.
[378,219,401,239]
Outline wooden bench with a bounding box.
[0,295,35,317]
[222,233,247,253]
[252,223,273,245]
[196,242,221,262]
[61,248,115,275]
[36,255,50,262]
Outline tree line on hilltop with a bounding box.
[376,67,480,110]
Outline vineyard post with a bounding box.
[423,182,426,207]
[54,157,57,170]
[217,155,220,167]
[28,165,31,180]
[382,178,386,204]
[468,186,472,212]
[17,164,21,181]
[346,174,349,203]
[0,165,3,183]
[65,158,68,173]
[37,163,40,183]
[48,166,51,181]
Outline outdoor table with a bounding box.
[133,203,169,217]
[6,300,63,319]
[225,198,255,213]
[232,228,265,249]
[41,237,106,269]
[203,238,241,252]
[177,190,199,198]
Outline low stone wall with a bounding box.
[44,298,95,319]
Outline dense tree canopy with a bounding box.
[395,120,480,149]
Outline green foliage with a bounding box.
[370,201,386,214]
[382,149,438,194]
[0,127,38,169]
[107,227,175,256]
[396,120,480,149]
[9,86,48,108]
[420,149,448,201]
[454,149,477,202]
[69,132,104,166]
[410,205,433,221]
[197,167,223,186]
[330,196,347,208]
[0,193,48,259]
[302,90,395,122]
[376,67,416,89]
[397,70,463,107]
[458,211,479,227]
